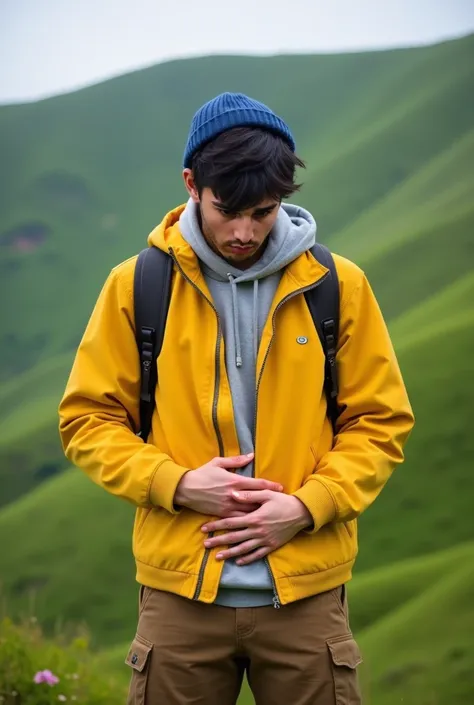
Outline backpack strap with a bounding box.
[305,244,342,434]
[133,246,173,442]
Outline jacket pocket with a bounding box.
[125,635,153,704]
[327,635,362,704]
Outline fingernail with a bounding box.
[204,540,211,547]
[232,491,240,498]
[246,453,254,458]
[201,526,208,532]
[216,553,224,560]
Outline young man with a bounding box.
[59,92,414,704]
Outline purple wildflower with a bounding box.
[34,669,60,685]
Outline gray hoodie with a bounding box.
[179,199,316,607]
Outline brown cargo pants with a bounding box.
[125,585,362,705]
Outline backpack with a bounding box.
[134,244,340,443]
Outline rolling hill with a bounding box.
[1,32,474,703]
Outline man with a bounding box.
[59,92,414,704]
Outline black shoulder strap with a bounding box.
[134,246,173,442]
[305,243,342,433]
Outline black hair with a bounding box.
[191,126,305,212]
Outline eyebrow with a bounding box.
[212,202,277,215]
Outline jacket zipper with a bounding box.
[168,249,223,601]
[254,273,329,609]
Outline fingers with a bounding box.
[235,546,270,565]
[225,504,259,516]
[237,477,283,493]
[202,514,251,533]
[215,453,254,469]
[260,479,284,492]
[232,489,271,504]
[212,456,283,493]
[204,528,255,549]
[215,538,262,561]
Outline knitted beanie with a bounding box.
[183,92,296,168]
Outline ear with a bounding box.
[183,169,200,203]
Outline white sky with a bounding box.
[1,0,474,104]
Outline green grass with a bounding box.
[328,127,474,265]
[389,271,474,348]
[356,309,474,571]
[0,470,136,648]
[0,352,73,508]
[358,560,474,704]
[0,617,127,703]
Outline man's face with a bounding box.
[183,171,280,270]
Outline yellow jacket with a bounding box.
[59,205,414,605]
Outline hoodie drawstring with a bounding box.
[228,274,243,368]
[253,280,259,362]
[227,274,259,369]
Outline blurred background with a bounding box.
[1,1,474,702]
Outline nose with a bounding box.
[233,217,253,244]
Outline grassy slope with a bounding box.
[0,470,135,647]
[389,271,474,348]
[358,560,474,705]
[0,353,73,508]
[356,310,474,571]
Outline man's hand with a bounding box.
[200,490,313,564]
[174,454,284,517]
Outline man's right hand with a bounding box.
[174,453,283,518]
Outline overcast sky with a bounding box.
[1,0,473,104]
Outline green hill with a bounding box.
[358,559,474,705]
[0,353,73,507]
[0,470,135,647]
[356,305,474,570]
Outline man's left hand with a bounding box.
[201,490,313,565]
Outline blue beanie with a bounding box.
[183,92,296,168]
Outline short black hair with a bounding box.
[191,126,305,212]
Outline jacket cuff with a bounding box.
[292,478,337,534]
[148,459,190,514]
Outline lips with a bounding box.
[228,244,255,252]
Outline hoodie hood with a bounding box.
[178,199,316,369]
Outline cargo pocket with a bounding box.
[125,635,153,705]
[327,635,362,704]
